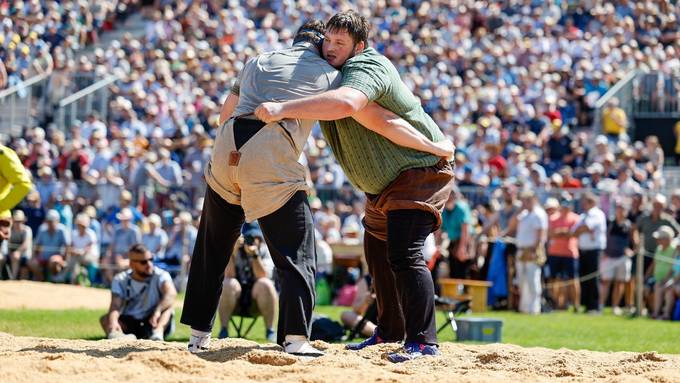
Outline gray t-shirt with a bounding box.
[111,268,173,320]
[232,42,341,116]
[206,42,341,221]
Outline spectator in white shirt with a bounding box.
[59,213,99,284]
[507,190,548,314]
[80,112,107,141]
[572,192,607,313]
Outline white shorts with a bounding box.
[600,256,631,282]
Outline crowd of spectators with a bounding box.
[437,185,680,319]
[0,1,679,320]
[0,0,145,90]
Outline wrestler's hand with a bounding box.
[254,102,284,123]
[434,139,456,161]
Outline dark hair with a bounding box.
[129,243,148,256]
[326,10,370,46]
[293,19,325,47]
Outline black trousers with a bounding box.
[579,249,601,311]
[448,239,473,279]
[364,209,438,345]
[180,187,316,346]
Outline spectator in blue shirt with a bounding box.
[22,191,45,237]
[441,189,474,279]
[28,209,70,282]
[102,208,141,285]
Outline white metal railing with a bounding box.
[55,73,121,131]
[0,72,50,134]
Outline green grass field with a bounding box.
[0,306,677,354]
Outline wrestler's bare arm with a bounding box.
[352,102,454,159]
[255,87,454,159]
[219,92,240,125]
[255,86,363,122]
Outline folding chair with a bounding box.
[229,314,259,338]
[229,300,261,339]
[435,296,471,335]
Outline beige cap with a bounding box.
[116,208,133,221]
[12,210,25,222]
[653,225,675,240]
[75,213,90,227]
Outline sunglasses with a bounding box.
[131,259,153,265]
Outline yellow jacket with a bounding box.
[0,144,32,213]
[602,107,627,135]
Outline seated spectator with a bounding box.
[660,242,680,320]
[315,229,333,276]
[28,209,70,282]
[35,166,57,205]
[57,213,99,285]
[217,230,277,342]
[649,226,676,319]
[154,148,183,209]
[102,208,141,285]
[546,194,580,310]
[340,274,377,338]
[671,190,680,223]
[142,214,168,260]
[163,211,197,290]
[559,167,582,189]
[544,124,573,174]
[600,204,634,316]
[601,98,628,142]
[340,222,362,245]
[5,210,32,280]
[22,191,45,237]
[106,190,144,225]
[0,211,12,277]
[334,268,361,307]
[100,244,177,341]
[640,135,664,172]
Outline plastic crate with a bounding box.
[455,317,503,343]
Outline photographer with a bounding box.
[217,229,277,342]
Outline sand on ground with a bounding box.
[2,333,680,383]
[0,280,110,310]
[1,281,679,382]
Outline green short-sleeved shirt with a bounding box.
[654,245,676,281]
[320,48,445,194]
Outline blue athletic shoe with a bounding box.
[387,342,440,363]
[265,328,276,343]
[345,329,386,351]
[218,326,229,339]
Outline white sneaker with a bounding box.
[188,334,210,353]
[283,340,324,357]
[108,330,136,340]
[150,330,164,341]
[612,306,623,316]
